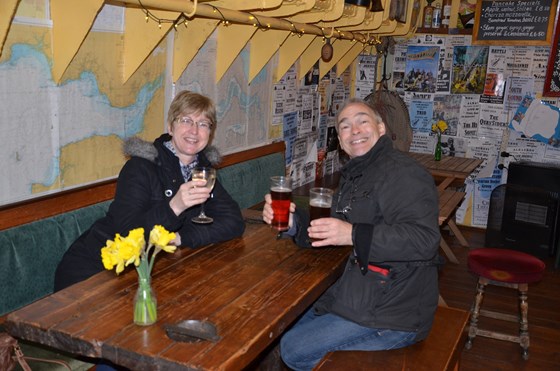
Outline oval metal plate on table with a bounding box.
[165,320,220,343]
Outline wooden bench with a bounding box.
[313,305,469,371]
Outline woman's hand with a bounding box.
[308,218,353,247]
[262,193,296,228]
[169,180,211,216]
[169,232,182,246]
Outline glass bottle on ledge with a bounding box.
[441,0,452,29]
[434,134,442,161]
[422,0,435,29]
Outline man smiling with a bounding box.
[262,98,442,371]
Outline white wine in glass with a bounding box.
[191,167,216,224]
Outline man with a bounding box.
[263,98,441,370]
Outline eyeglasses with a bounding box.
[176,116,213,131]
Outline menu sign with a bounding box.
[473,0,557,45]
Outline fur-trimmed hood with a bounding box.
[123,136,222,166]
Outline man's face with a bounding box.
[337,102,386,159]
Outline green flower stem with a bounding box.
[134,271,157,325]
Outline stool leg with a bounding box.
[518,283,530,360]
[465,277,486,350]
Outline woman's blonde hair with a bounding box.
[167,90,217,128]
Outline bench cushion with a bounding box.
[217,152,285,209]
[0,201,111,316]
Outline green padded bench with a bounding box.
[216,141,286,209]
[0,200,111,370]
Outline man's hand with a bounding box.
[262,193,296,228]
[308,218,353,247]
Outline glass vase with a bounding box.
[434,134,442,161]
[134,277,157,326]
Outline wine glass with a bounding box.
[191,166,217,224]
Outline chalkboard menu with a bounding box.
[473,0,557,45]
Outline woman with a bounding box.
[54,90,245,291]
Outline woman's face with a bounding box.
[168,111,212,164]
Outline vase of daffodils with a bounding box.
[101,225,176,326]
[431,120,448,161]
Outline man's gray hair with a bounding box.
[335,98,384,131]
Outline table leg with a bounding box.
[440,237,459,264]
[437,177,455,191]
[447,219,469,247]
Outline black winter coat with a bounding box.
[293,135,441,342]
[54,134,245,290]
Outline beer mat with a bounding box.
[242,208,264,223]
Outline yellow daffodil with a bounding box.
[149,225,176,249]
[101,225,176,326]
[100,225,176,276]
[432,120,448,135]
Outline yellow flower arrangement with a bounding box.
[431,120,448,136]
[101,225,176,325]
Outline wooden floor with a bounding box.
[439,226,560,371]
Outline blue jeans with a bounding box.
[280,308,417,371]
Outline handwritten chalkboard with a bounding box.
[473,0,557,45]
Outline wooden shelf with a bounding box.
[415,27,473,35]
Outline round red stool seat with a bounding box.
[468,248,545,284]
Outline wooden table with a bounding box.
[408,152,483,191]
[409,153,483,262]
[5,222,351,370]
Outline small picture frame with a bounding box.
[543,14,560,97]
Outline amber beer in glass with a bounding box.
[270,176,292,231]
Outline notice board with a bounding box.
[473,0,558,45]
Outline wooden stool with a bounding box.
[465,247,545,360]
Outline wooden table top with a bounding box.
[5,222,351,370]
[408,152,483,190]
[408,152,483,180]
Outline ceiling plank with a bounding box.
[207,0,284,10]
[254,0,315,17]
[274,33,315,83]
[51,0,104,83]
[249,28,290,83]
[290,0,345,23]
[336,40,366,77]
[0,0,20,57]
[298,36,322,81]
[216,23,257,82]
[123,7,179,82]
[173,18,219,82]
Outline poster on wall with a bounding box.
[354,54,377,99]
[404,45,440,93]
[451,45,489,94]
[509,96,560,147]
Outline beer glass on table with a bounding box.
[309,187,333,243]
[191,167,216,224]
[270,176,292,231]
